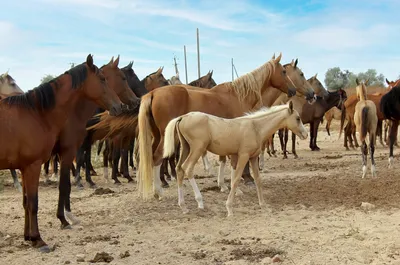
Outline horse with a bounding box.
[277,75,346,158]
[0,72,24,192]
[341,79,377,178]
[53,56,139,233]
[380,85,400,168]
[137,53,315,200]
[0,54,123,252]
[163,102,308,216]
[324,107,342,138]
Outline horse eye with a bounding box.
[296,117,300,121]
[283,70,286,74]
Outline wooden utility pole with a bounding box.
[173,55,179,77]
[196,28,200,79]
[231,58,234,81]
[184,45,188,84]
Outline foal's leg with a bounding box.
[22,161,49,252]
[10,169,22,192]
[361,141,368,178]
[230,155,243,196]
[182,149,205,210]
[218,156,228,192]
[176,133,190,213]
[259,142,266,170]
[226,154,249,217]
[249,157,265,207]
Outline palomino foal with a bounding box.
[163,102,308,216]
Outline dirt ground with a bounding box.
[2,121,400,265]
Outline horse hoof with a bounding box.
[293,154,299,159]
[39,245,51,253]
[162,183,170,188]
[89,184,97,189]
[113,181,122,186]
[166,176,172,181]
[76,184,84,190]
[61,224,72,230]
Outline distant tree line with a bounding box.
[40,63,76,84]
[324,67,385,91]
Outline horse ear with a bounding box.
[293,58,298,68]
[157,66,164,75]
[314,73,318,79]
[288,101,294,113]
[356,78,360,86]
[365,78,369,86]
[108,56,114,65]
[274,52,282,64]
[209,70,213,78]
[86,54,95,72]
[127,61,133,70]
[271,53,276,60]
[386,78,390,85]
[112,55,120,68]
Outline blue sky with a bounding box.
[2,0,400,91]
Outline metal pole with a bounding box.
[173,55,179,76]
[231,58,234,81]
[184,45,188,84]
[196,28,200,79]
[233,63,239,78]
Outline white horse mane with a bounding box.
[243,105,288,119]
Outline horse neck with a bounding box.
[357,86,368,101]
[323,92,340,111]
[41,75,82,130]
[251,109,289,142]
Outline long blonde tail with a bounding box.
[138,94,154,200]
[163,117,181,158]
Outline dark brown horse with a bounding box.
[278,76,346,158]
[0,54,122,252]
[53,56,138,234]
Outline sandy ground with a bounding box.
[2,121,400,265]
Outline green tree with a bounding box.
[324,67,351,90]
[40,74,55,84]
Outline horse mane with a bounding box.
[2,63,89,111]
[230,60,275,104]
[243,105,288,119]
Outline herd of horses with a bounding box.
[1,53,400,253]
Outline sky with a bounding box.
[1,0,400,91]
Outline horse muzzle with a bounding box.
[109,103,124,116]
[288,87,296,97]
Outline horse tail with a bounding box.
[163,116,182,158]
[361,106,369,141]
[138,94,154,200]
[339,105,347,139]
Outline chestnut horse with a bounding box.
[0,54,122,252]
[137,53,315,200]
[0,72,24,192]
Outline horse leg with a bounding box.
[51,155,59,181]
[370,133,377,177]
[103,140,110,181]
[218,156,228,192]
[388,120,399,168]
[242,162,254,186]
[121,148,134,182]
[152,136,165,199]
[353,126,359,148]
[129,139,135,170]
[292,132,298,158]
[22,161,49,252]
[168,156,177,179]
[249,157,265,208]
[309,122,315,150]
[84,145,97,188]
[282,128,289,159]
[230,155,243,196]
[313,120,321,150]
[326,119,331,137]
[95,140,103,162]
[278,129,287,158]
[361,141,368,178]
[11,169,22,192]
[182,149,205,210]
[111,145,122,184]
[201,151,211,175]
[271,134,277,157]
[43,159,51,184]
[176,131,190,213]
[226,154,249,217]
[162,159,171,181]
[377,120,384,146]
[344,123,350,150]
[74,148,84,188]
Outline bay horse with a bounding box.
[0,72,24,192]
[324,107,342,138]
[341,79,377,177]
[137,53,315,200]
[380,85,400,168]
[277,75,346,158]
[54,56,139,231]
[0,54,123,252]
[163,102,308,216]
[80,66,169,186]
